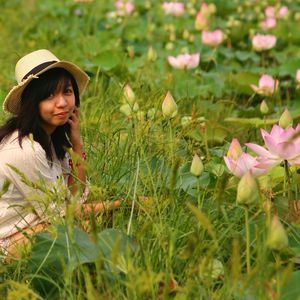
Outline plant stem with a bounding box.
[245,208,251,274]
[284,160,295,216]
[127,155,140,235]
[168,120,174,165]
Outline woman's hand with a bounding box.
[68,107,83,152]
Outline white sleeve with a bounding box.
[2,142,66,217]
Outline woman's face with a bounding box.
[39,79,75,135]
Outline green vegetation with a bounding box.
[1,0,300,299]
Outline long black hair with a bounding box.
[0,68,80,163]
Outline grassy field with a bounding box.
[1,0,300,299]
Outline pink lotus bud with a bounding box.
[201,29,224,47]
[199,2,210,18]
[260,100,269,114]
[122,84,135,105]
[236,172,260,207]
[267,215,288,251]
[279,108,293,129]
[252,34,276,51]
[162,2,185,16]
[162,91,178,118]
[277,6,289,19]
[265,6,275,18]
[195,12,208,31]
[250,74,279,96]
[190,154,204,177]
[227,138,243,160]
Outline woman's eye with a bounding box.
[47,93,54,99]
[65,88,73,94]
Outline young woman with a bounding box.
[0,49,119,256]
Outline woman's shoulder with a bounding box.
[0,130,45,157]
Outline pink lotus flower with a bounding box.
[224,139,267,177]
[265,6,275,18]
[252,34,276,51]
[115,0,134,16]
[246,124,300,168]
[162,2,185,16]
[201,29,224,47]
[167,53,200,70]
[260,18,277,30]
[250,74,279,96]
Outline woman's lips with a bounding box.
[54,112,69,118]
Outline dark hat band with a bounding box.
[22,60,58,81]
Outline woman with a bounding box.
[0,49,119,256]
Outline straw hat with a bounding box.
[3,49,90,114]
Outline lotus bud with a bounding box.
[190,154,204,177]
[195,12,207,31]
[279,108,293,129]
[162,91,178,118]
[120,103,132,116]
[181,116,192,127]
[147,46,157,61]
[208,3,216,14]
[267,215,288,251]
[127,46,135,58]
[260,100,269,115]
[132,102,139,113]
[123,84,135,105]
[236,172,260,207]
[199,258,224,280]
[165,42,174,50]
[182,29,190,40]
[147,108,156,120]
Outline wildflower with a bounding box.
[252,34,276,51]
[260,100,269,114]
[236,171,260,206]
[250,74,279,96]
[224,139,267,177]
[279,108,293,129]
[162,91,178,118]
[115,0,135,16]
[201,29,224,47]
[267,215,288,251]
[190,154,204,177]
[167,53,200,70]
[162,2,185,16]
[246,124,300,169]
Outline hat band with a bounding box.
[22,60,58,81]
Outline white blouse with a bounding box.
[0,131,70,239]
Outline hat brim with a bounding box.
[3,61,90,115]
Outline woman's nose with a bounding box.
[56,93,68,107]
